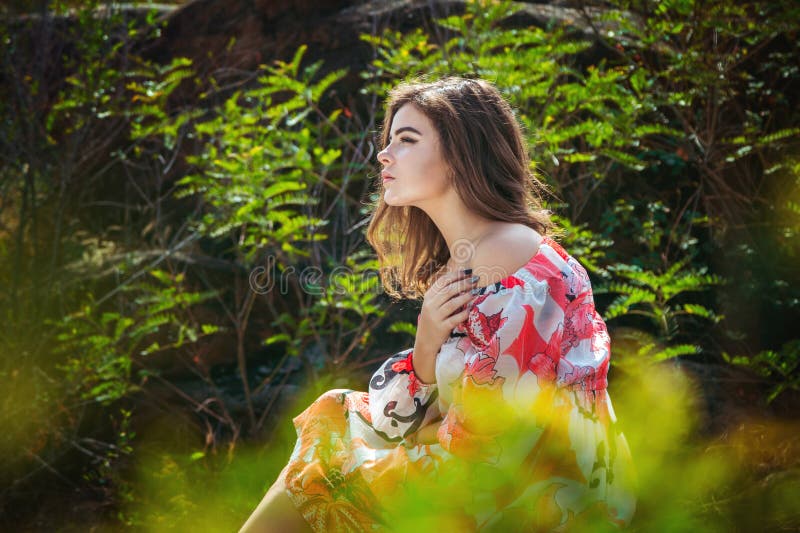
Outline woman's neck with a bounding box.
[419,190,501,267]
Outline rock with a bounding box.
[138,0,619,99]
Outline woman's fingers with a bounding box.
[451,275,479,295]
[443,278,478,305]
[434,285,474,319]
[429,276,480,319]
[445,290,475,318]
[432,268,473,291]
[437,274,478,302]
[449,307,470,327]
[427,270,473,307]
[419,267,477,335]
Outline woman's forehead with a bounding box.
[392,103,430,128]
[390,104,432,134]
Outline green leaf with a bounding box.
[264,333,292,346]
[388,321,417,337]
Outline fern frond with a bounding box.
[651,344,700,362]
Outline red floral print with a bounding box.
[278,237,637,532]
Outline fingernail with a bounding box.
[470,275,479,283]
[463,268,472,275]
[471,287,480,295]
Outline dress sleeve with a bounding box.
[368,348,441,441]
[436,276,567,463]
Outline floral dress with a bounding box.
[278,236,638,531]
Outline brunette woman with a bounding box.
[240,76,637,532]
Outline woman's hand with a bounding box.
[412,268,479,383]
[405,419,442,446]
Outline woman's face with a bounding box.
[377,103,452,210]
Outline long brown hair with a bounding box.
[365,76,559,301]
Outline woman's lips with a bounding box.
[382,177,395,183]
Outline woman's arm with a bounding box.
[368,349,441,440]
[369,268,477,439]
[404,417,442,445]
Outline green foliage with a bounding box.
[178,45,342,261]
[596,0,800,223]
[387,321,418,338]
[723,340,800,404]
[2,0,800,529]
[124,56,198,147]
[600,199,710,259]
[53,269,218,406]
[357,0,800,391]
[0,0,195,519]
[769,156,800,262]
[137,42,390,433]
[549,212,614,277]
[263,253,384,366]
[599,257,723,332]
[46,2,137,134]
[360,0,660,193]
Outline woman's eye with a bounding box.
[383,137,415,149]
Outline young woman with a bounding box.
[240,77,637,532]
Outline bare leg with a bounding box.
[239,472,313,533]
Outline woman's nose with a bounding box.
[377,145,392,165]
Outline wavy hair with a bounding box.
[365,76,559,301]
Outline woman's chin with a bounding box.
[382,193,404,207]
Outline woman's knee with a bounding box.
[239,475,310,533]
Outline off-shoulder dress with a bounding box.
[277,235,637,531]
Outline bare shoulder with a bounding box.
[472,224,543,286]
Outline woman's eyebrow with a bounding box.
[388,126,422,139]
